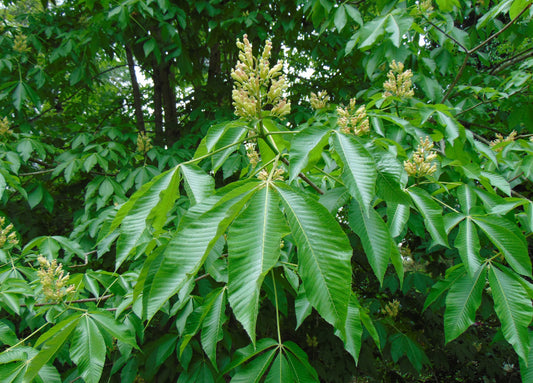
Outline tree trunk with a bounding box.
[160,61,179,145]
[151,58,164,146]
[125,44,145,133]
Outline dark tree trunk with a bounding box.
[160,62,179,145]
[151,59,164,146]
[125,44,145,133]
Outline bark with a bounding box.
[151,58,164,146]
[160,62,179,145]
[125,44,145,133]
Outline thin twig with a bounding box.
[490,48,533,75]
[19,168,55,176]
[280,157,324,194]
[442,55,468,103]
[422,15,468,52]
[22,294,113,307]
[469,4,532,54]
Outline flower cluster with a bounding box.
[490,130,517,151]
[418,0,434,13]
[383,60,415,98]
[404,136,438,177]
[337,98,370,135]
[245,141,260,167]
[383,300,400,318]
[257,167,285,181]
[136,131,152,154]
[13,34,31,54]
[0,217,18,248]
[37,256,75,302]
[231,35,290,119]
[0,117,12,137]
[310,90,330,110]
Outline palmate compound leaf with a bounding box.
[110,165,181,269]
[227,184,285,344]
[275,183,352,333]
[488,264,533,362]
[332,132,377,214]
[143,180,261,320]
[444,264,486,343]
[348,199,403,285]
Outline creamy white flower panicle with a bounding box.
[231,35,290,119]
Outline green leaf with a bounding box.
[25,314,82,382]
[332,132,376,213]
[144,181,258,320]
[489,264,533,361]
[349,199,402,284]
[231,348,277,383]
[358,16,387,49]
[223,338,277,373]
[228,185,284,343]
[288,124,330,182]
[424,264,466,311]
[408,187,449,247]
[88,311,138,350]
[334,5,347,32]
[201,288,227,367]
[509,0,530,19]
[472,216,531,276]
[295,286,312,330]
[519,331,533,381]
[283,341,319,382]
[387,202,410,238]
[69,315,106,383]
[12,82,26,111]
[0,321,17,346]
[211,122,248,172]
[336,293,363,364]
[390,333,429,372]
[444,265,486,343]
[276,183,352,332]
[112,165,181,269]
[455,219,482,276]
[264,352,294,383]
[181,164,214,206]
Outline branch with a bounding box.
[422,15,468,53]
[442,55,468,103]
[469,3,532,54]
[490,48,533,75]
[19,169,55,176]
[280,156,324,195]
[22,294,113,307]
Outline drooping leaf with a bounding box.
[276,183,352,332]
[283,341,319,382]
[201,288,227,367]
[264,351,294,383]
[348,199,403,284]
[332,132,376,213]
[336,293,363,364]
[444,265,486,343]
[389,333,430,372]
[519,331,533,382]
[230,348,277,383]
[455,219,482,276]
[24,314,82,382]
[289,124,330,182]
[180,164,214,206]
[408,187,449,247]
[228,184,285,343]
[69,315,106,383]
[387,202,410,238]
[488,264,533,362]
[88,311,138,350]
[111,165,181,269]
[424,264,466,311]
[473,216,531,276]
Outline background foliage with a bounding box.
[1,0,532,382]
